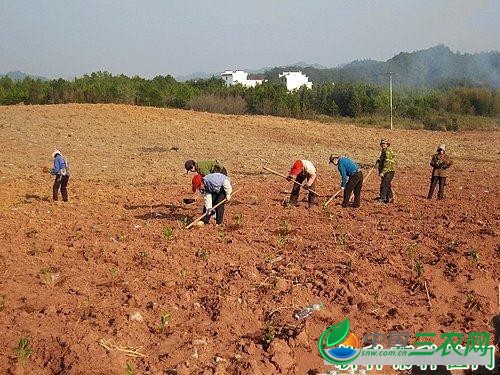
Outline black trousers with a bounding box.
[202,189,226,224]
[53,175,69,202]
[342,171,363,208]
[379,171,394,202]
[290,173,316,207]
[427,176,446,199]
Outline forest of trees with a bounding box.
[263,45,500,88]
[0,71,498,131]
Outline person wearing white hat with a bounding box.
[50,149,71,202]
[427,144,452,200]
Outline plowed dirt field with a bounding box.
[0,104,498,374]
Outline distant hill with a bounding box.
[175,61,326,82]
[264,45,500,88]
[0,71,48,81]
[176,71,218,82]
[176,45,499,88]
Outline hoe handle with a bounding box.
[263,166,320,196]
[186,187,243,229]
[324,164,376,207]
[323,188,343,207]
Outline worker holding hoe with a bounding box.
[375,139,396,203]
[192,172,233,225]
[48,149,71,202]
[185,159,227,176]
[329,154,363,208]
[427,144,453,200]
[286,159,317,208]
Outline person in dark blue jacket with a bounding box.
[329,154,363,208]
[50,149,71,202]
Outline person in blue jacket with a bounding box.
[50,149,71,202]
[329,154,363,208]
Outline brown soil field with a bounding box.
[0,104,499,374]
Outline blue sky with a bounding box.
[0,0,498,78]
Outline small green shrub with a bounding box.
[263,322,276,348]
[14,337,33,365]
[413,260,424,278]
[158,312,171,333]
[235,213,244,227]
[196,249,209,261]
[469,249,479,262]
[163,227,174,240]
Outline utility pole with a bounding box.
[388,71,393,130]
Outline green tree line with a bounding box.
[1,72,498,130]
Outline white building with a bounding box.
[279,71,313,91]
[221,70,263,88]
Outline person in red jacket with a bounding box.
[286,159,317,208]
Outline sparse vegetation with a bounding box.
[109,267,117,287]
[464,292,480,310]
[116,232,126,242]
[39,268,58,286]
[163,226,174,240]
[405,243,418,260]
[79,296,93,320]
[158,312,171,333]
[14,336,33,365]
[179,267,187,279]
[136,251,148,265]
[465,292,474,304]
[0,293,5,311]
[218,228,227,244]
[180,216,191,228]
[276,234,287,248]
[343,258,352,273]
[337,234,347,249]
[188,93,247,115]
[125,361,135,375]
[413,260,424,278]
[196,249,209,261]
[446,240,459,252]
[263,322,276,348]
[372,289,380,305]
[469,249,479,263]
[281,213,291,235]
[416,211,425,221]
[235,213,244,228]
[25,228,38,238]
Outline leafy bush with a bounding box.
[187,93,247,114]
[1,72,498,130]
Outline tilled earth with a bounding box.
[0,104,499,374]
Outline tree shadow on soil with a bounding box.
[25,194,51,202]
[233,171,267,176]
[226,200,245,206]
[134,211,193,221]
[130,203,193,221]
[124,203,182,210]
